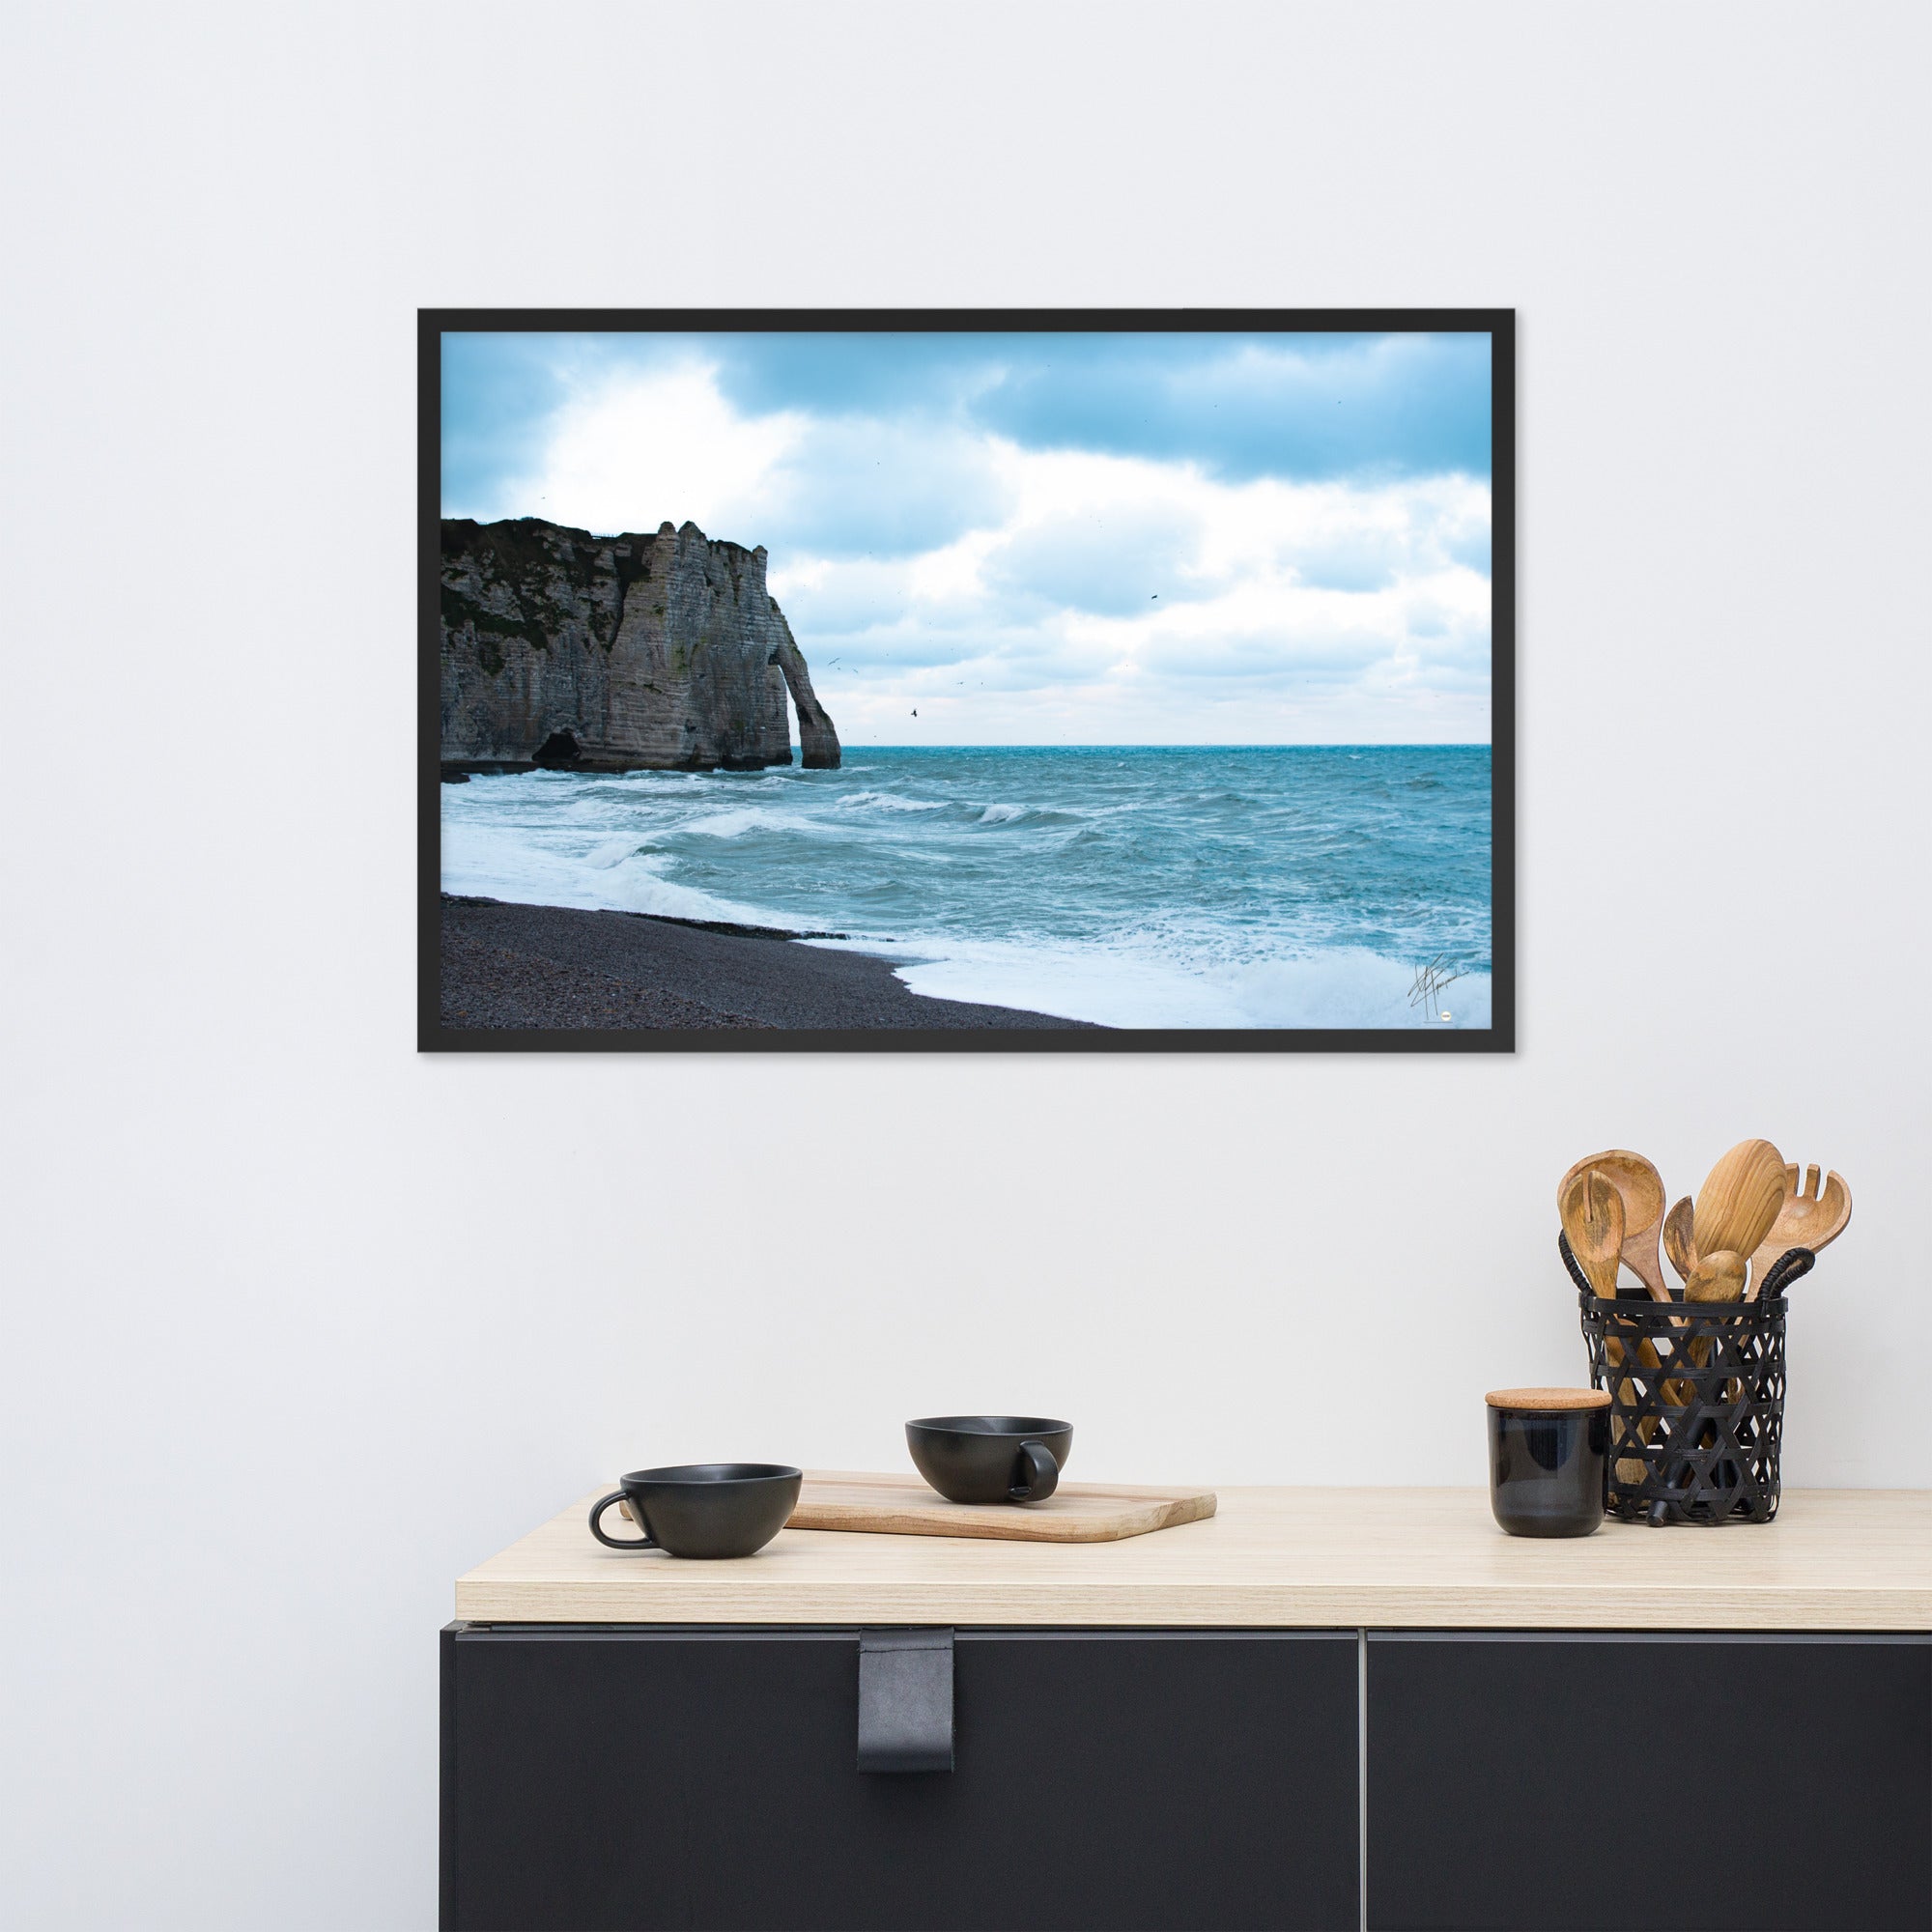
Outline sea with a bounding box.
[440,745,1492,1030]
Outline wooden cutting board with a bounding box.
[785,1470,1217,1544]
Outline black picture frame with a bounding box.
[420,307,1515,1053]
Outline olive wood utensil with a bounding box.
[1667,1248,1747,1406]
[1662,1196,1698,1285]
[1692,1139,1787,1270]
[1683,1249,1746,1304]
[1662,1144,1777,1406]
[1559,1168,1624,1297]
[1557,1150,1670,1301]
[1559,1172,1652,1484]
[1747,1166,1851,1299]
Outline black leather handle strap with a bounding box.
[1758,1246,1815,1300]
[1557,1229,1596,1297]
[857,1630,954,1774]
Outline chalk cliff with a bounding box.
[439,517,840,772]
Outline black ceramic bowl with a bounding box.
[587,1462,803,1558]
[1485,1390,1607,1539]
[906,1416,1073,1505]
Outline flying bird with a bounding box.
[911,708,918,718]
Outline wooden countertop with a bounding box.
[454,1482,1932,1631]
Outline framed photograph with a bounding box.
[421,310,1513,1052]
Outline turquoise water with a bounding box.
[440,745,1492,1029]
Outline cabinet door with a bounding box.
[442,1626,1360,1932]
[1366,1632,1931,1931]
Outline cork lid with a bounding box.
[1485,1386,1611,1411]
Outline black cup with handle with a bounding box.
[905,1416,1072,1505]
[587,1463,803,1558]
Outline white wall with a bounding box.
[5,3,1927,1925]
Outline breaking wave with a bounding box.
[440,745,1492,1029]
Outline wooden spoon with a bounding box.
[1559,1168,1624,1297]
[1747,1165,1852,1299]
[1556,1151,1669,1301]
[1692,1140,1787,1267]
[1684,1249,1747,1304]
[1662,1197,1697,1285]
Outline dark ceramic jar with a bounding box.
[1485,1387,1609,1538]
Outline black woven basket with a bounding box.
[1563,1233,1812,1525]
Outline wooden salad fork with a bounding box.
[1559,1166,1654,1484]
[1747,1165,1852,1299]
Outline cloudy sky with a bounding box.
[441,329,1493,746]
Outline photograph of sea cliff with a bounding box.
[428,317,1509,1046]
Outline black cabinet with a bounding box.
[442,1626,1361,1932]
[1365,1633,1932,1931]
[444,1623,1932,1931]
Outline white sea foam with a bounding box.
[1213,950,1492,1030]
[842,937,1242,1026]
[583,837,640,868]
[836,789,945,812]
[977,803,1027,825]
[800,933,1492,1031]
[671,807,795,839]
[441,819,793,928]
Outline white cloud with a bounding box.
[493,361,1492,745]
[496,359,808,537]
